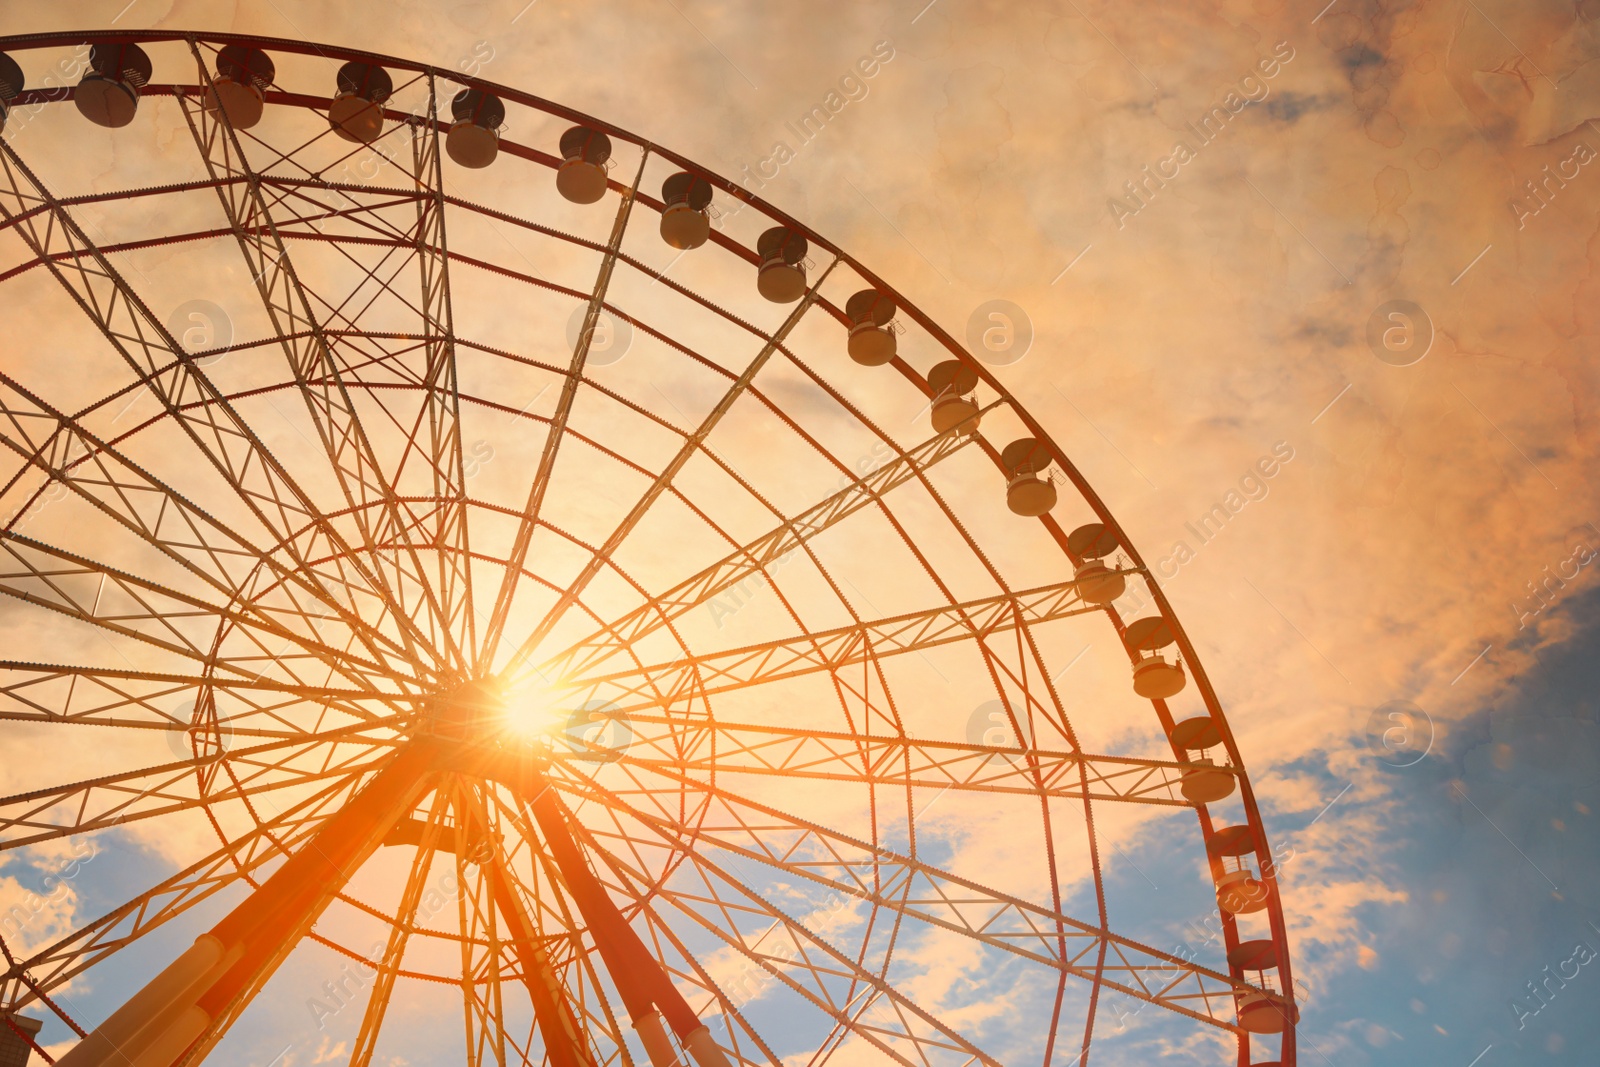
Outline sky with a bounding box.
[0,1,1598,1067]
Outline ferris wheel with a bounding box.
[0,31,1298,1067]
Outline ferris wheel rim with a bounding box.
[0,28,1297,1065]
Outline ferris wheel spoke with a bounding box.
[348,786,452,1067]
[500,256,840,682]
[0,768,361,1015]
[563,577,1104,711]
[0,374,422,680]
[0,141,448,685]
[534,414,996,683]
[0,718,402,852]
[0,534,277,669]
[553,785,1001,1067]
[410,74,476,662]
[567,715,1216,807]
[477,150,653,674]
[552,768,1253,1032]
[0,661,398,734]
[176,76,463,676]
[0,530,414,697]
[488,789,778,1067]
[459,780,606,1067]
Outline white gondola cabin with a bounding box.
[329,61,391,144]
[927,360,980,435]
[204,45,274,131]
[660,172,713,249]
[447,88,504,168]
[1068,523,1125,604]
[556,126,612,203]
[845,289,896,366]
[756,227,808,302]
[1001,437,1056,516]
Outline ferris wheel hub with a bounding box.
[421,679,510,741]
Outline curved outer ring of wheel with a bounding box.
[0,29,1297,1062]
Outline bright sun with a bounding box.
[500,680,567,738]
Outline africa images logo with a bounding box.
[563,699,634,761]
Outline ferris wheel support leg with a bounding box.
[500,759,731,1067]
[458,787,599,1067]
[54,743,441,1067]
[632,1010,681,1067]
[682,1023,733,1067]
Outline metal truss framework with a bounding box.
[0,29,1297,1067]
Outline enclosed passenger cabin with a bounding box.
[556,126,612,203]
[1178,755,1235,803]
[75,43,152,129]
[204,45,274,130]
[660,172,713,249]
[927,360,980,435]
[329,61,391,144]
[447,88,505,168]
[1227,932,1297,1033]
[756,226,808,302]
[1236,989,1297,1034]
[1169,715,1237,802]
[1168,715,1222,752]
[1167,713,1236,803]
[1125,615,1185,699]
[845,289,896,366]
[1068,522,1125,604]
[0,52,24,132]
[1209,824,1269,915]
[1001,437,1056,516]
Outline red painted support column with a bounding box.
[457,793,598,1067]
[492,752,732,1067]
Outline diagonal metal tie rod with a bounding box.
[501,256,840,683]
[478,149,653,674]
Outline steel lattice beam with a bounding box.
[410,73,477,665]
[536,408,998,685]
[567,715,1225,807]
[502,257,839,682]
[552,766,1255,1033]
[0,140,433,687]
[0,371,420,681]
[563,576,1109,709]
[0,530,406,700]
[176,51,462,675]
